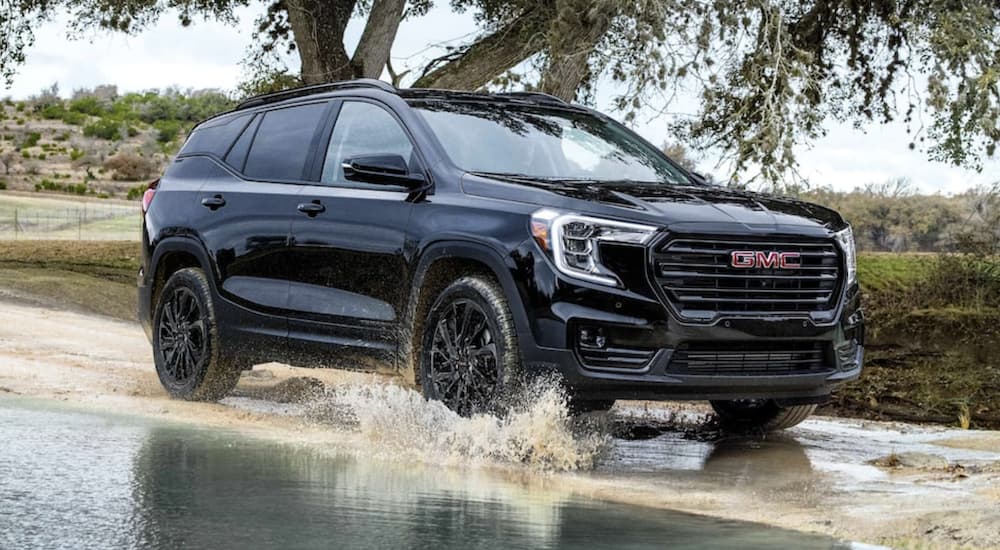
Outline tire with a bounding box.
[420,275,520,416]
[710,399,816,432]
[152,267,240,401]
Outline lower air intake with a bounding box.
[668,341,832,375]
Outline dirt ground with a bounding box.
[1,298,999,549]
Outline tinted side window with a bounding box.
[179,113,252,157]
[224,114,259,172]
[244,103,327,181]
[321,101,414,185]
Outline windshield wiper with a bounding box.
[472,172,690,186]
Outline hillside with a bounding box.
[0,87,230,199]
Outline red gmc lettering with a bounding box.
[730,251,802,269]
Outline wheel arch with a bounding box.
[148,237,216,315]
[399,240,533,385]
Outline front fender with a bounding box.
[408,239,535,349]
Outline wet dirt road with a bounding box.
[1,298,998,549]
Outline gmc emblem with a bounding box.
[730,250,801,269]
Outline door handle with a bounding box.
[201,195,226,210]
[297,201,326,217]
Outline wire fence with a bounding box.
[0,202,140,241]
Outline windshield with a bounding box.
[410,101,692,185]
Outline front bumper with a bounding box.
[513,243,865,402]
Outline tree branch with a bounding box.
[412,4,554,90]
[350,0,406,79]
[284,0,355,83]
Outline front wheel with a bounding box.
[152,268,240,401]
[420,275,520,416]
[710,399,816,431]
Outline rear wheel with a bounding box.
[420,275,520,416]
[710,399,816,431]
[152,268,240,401]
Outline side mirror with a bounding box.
[341,154,426,189]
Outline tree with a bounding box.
[661,141,698,172]
[2,1,998,186]
[423,1,999,186]
[1,0,428,88]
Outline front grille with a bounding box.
[668,341,832,375]
[652,236,842,320]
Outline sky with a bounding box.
[7,4,998,195]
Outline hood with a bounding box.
[461,174,846,233]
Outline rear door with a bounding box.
[194,101,332,356]
[286,99,422,369]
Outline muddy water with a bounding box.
[0,398,857,549]
[2,300,1000,548]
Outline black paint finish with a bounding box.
[139,86,863,402]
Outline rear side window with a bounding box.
[180,113,252,157]
[224,114,260,172]
[244,103,327,181]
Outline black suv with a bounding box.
[138,79,864,430]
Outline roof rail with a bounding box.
[494,91,568,105]
[236,78,397,110]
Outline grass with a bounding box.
[856,253,933,293]
[822,252,1000,429]
[0,191,139,241]
[0,241,139,320]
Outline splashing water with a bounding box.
[305,378,610,472]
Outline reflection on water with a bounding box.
[0,399,850,549]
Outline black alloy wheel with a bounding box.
[427,298,500,416]
[153,268,239,401]
[421,276,520,416]
[157,286,207,386]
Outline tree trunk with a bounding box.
[350,0,407,79]
[413,5,553,90]
[538,0,615,101]
[285,0,357,84]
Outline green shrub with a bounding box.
[68,96,105,116]
[40,104,66,119]
[23,131,41,147]
[83,118,136,140]
[153,119,182,143]
[15,103,24,112]
[37,179,58,191]
[71,183,87,195]
[0,179,6,190]
[69,148,85,161]
[21,149,29,159]
[60,111,87,125]
[38,153,46,160]
[126,184,147,200]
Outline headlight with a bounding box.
[834,226,857,286]
[530,209,658,287]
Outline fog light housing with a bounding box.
[578,326,606,349]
